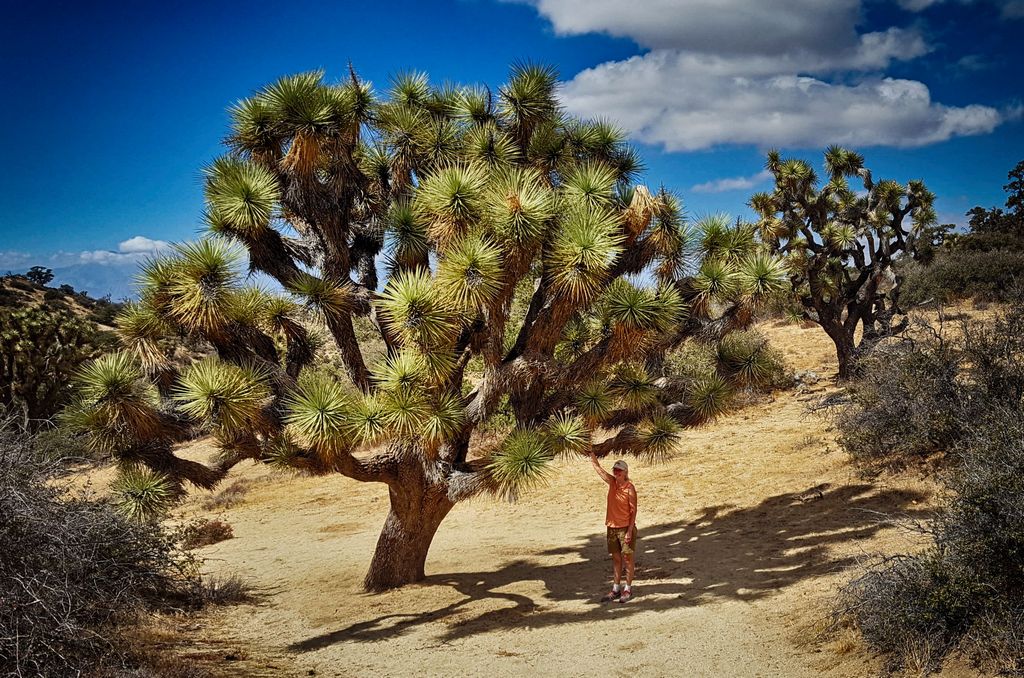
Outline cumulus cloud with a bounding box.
[117,236,171,255]
[561,56,1002,150]
[692,170,772,194]
[78,236,172,264]
[517,0,1005,150]
[530,0,865,54]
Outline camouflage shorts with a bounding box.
[607,526,637,556]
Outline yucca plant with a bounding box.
[70,63,784,591]
[749,146,937,378]
[110,465,175,522]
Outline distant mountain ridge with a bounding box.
[51,261,142,301]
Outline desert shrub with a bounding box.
[900,248,1024,305]
[841,414,1024,673]
[836,336,961,465]
[663,330,791,392]
[200,478,251,511]
[43,288,61,301]
[7,276,34,292]
[88,294,124,326]
[0,431,200,676]
[28,424,94,465]
[837,301,1024,673]
[178,518,235,549]
[753,288,805,323]
[200,574,255,605]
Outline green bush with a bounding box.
[900,248,1024,305]
[87,294,124,326]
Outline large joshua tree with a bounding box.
[68,65,785,591]
[749,147,936,379]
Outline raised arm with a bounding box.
[589,450,613,484]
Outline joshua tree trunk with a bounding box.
[364,467,455,592]
[820,319,859,380]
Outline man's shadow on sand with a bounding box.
[288,483,929,652]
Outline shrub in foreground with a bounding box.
[0,431,199,676]
[837,302,1024,674]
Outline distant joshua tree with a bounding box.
[68,64,785,590]
[749,147,936,378]
[25,267,54,286]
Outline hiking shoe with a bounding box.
[617,589,633,603]
[600,589,621,603]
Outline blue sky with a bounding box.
[0,0,1021,297]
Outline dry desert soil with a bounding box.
[79,317,984,677]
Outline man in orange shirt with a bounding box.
[589,451,638,602]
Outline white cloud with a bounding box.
[1,236,174,271]
[525,0,929,66]
[692,170,772,194]
[117,236,172,255]
[519,0,1005,151]
[529,0,864,54]
[561,56,1002,151]
[79,236,172,264]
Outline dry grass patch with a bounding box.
[200,479,252,511]
[179,518,234,549]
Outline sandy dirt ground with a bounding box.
[77,318,984,677]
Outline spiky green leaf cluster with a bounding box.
[110,465,176,522]
[204,156,281,237]
[687,375,732,423]
[174,359,271,433]
[436,237,504,310]
[487,428,555,502]
[611,363,659,411]
[636,416,681,462]
[546,206,623,302]
[544,411,589,457]
[575,382,614,424]
[284,372,353,453]
[66,352,162,454]
[378,269,457,347]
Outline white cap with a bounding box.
[612,460,628,472]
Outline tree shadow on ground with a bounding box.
[288,483,929,652]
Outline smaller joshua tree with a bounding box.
[749,147,936,378]
[66,64,788,590]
